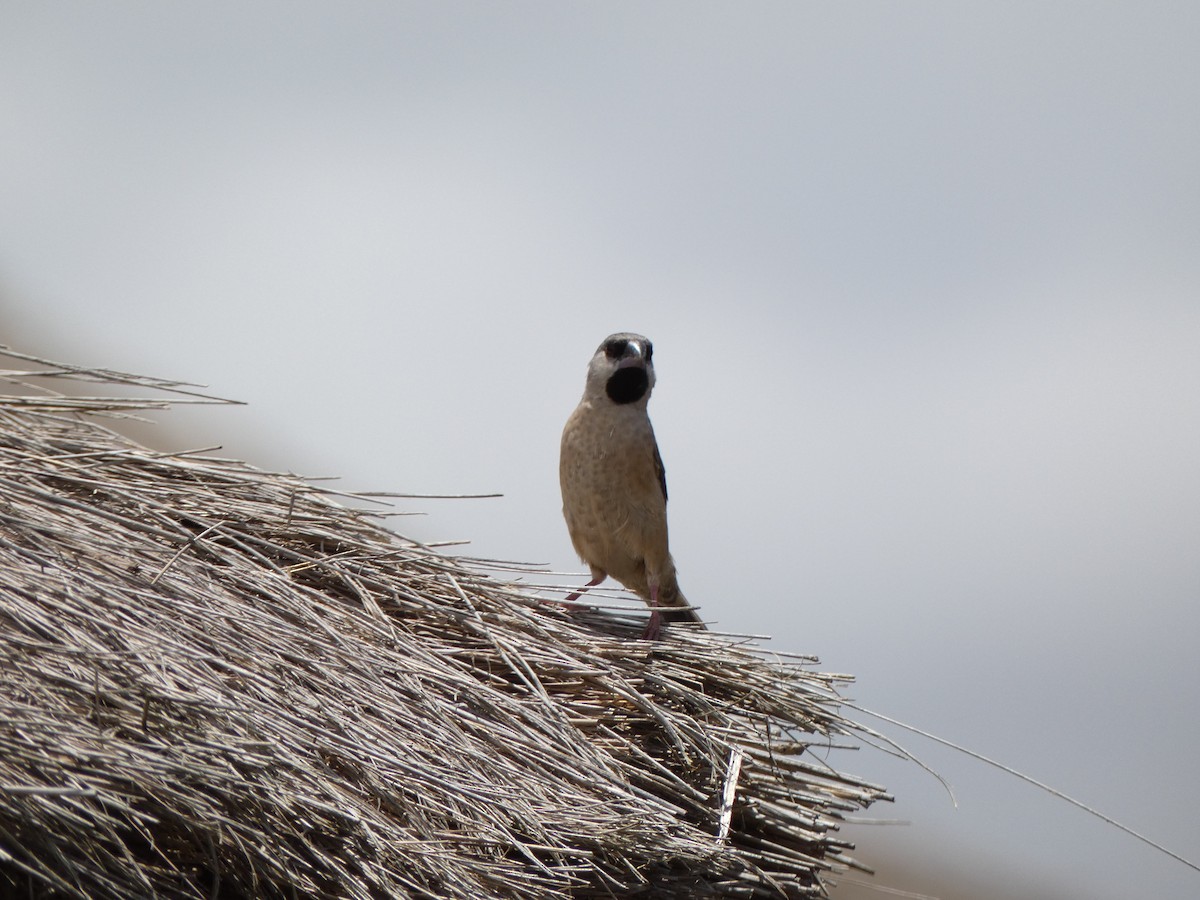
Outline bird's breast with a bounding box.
[561,406,664,534]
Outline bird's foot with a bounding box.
[641,609,663,641]
[541,575,605,611]
[536,597,579,611]
[640,584,665,640]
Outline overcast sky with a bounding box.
[3,4,1199,898]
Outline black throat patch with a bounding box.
[605,367,650,404]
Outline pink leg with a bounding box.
[641,584,663,641]
[563,574,604,605]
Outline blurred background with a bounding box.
[3,4,1198,897]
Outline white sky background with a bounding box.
[3,4,1199,898]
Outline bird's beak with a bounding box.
[615,343,646,369]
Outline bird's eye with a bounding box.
[604,339,629,359]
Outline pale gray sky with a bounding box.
[3,4,1199,898]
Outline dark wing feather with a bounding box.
[652,440,668,503]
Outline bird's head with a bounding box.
[584,332,656,406]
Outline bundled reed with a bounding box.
[0,346,887,898]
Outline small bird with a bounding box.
[559,332,703,639]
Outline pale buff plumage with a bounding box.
[559,333,702,638]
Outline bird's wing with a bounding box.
[652,439,668,503]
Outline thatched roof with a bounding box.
[0,345,888,899]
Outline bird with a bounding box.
[559,332,703,639]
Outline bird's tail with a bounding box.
[656,581,705,627]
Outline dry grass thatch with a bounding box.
[0,345,889,899]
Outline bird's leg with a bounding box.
[537,574,603,614]
[641,584,664,641]
[563,574,605,605]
